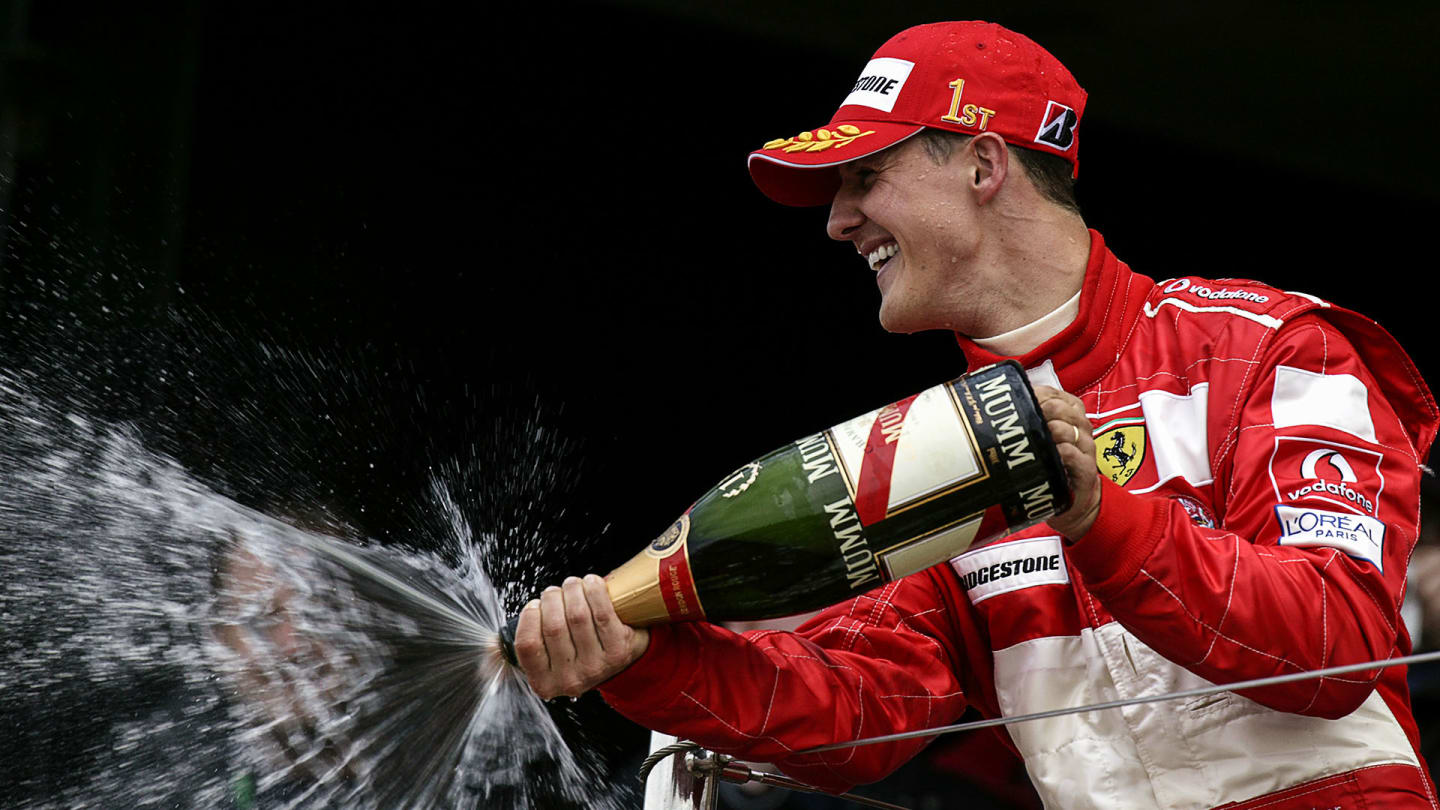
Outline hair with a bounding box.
[916,129,1080,215]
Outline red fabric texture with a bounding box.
[601,230,1440,805]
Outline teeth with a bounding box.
[866,243,899,271]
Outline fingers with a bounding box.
[1037,386,1096,483]
[582,574,621,656]
[540,584,579,675]
[512,598,548,675]
[565,576,604,664]
[1033,386,1103,540]
[513,578,600,700]
[511,575,650,701]
[1035,386,1091,452]
[583,573,652,666]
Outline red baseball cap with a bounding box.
[748,21,1088,207]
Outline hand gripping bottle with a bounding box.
[500,360,1069,661]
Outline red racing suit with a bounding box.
[600,230,1440,808]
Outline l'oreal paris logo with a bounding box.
[1275,505,1385,572]
[1162,278,1270,303]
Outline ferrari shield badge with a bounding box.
[1094,418,1146,486]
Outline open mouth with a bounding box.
[867,242,899,272]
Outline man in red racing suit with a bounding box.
[600,231,1440,808]
[514,21,1440,808]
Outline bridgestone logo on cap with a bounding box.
[841,57,915,113]
[1034,100,1079,150]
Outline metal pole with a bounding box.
[642,732,719,810]
[797,648,1440,755]
[638,649,1440,808]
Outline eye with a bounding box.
[839,163,880,193]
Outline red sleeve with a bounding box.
[598,569,973,793]
[1066,314,1429,718]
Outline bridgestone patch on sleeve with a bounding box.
[951,536,1068,604]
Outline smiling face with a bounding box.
[826,135,1000,335]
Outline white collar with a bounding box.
[972,290,1081,357]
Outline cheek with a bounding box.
[925,208,979,259]
[920,200,961,232]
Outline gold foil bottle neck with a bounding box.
[607,515,692,626]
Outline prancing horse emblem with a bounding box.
[1103,431,1133,469]
[1094,420,1146,487]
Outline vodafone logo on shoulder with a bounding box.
[1268,436,1384,517]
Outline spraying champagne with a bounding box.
[497,360,1069,663]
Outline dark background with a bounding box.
[2,0,1438,805]
[5,0,1437,540]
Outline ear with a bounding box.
[969,132,1010,206]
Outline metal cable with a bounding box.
[636,740,702,785]
[795,648,1440,755]
[638,650,1440,810]
[639,742,914,809]
[724,766,914,810]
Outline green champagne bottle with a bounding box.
[500,360,1068,659]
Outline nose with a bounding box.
[826,186,864,242]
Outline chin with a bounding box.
[877,311,923,335]
[878,304,940,335]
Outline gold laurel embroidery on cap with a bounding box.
[761,124,875,153]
